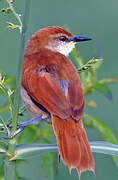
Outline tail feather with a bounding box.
[52,116,95,179]
[77,132,95,178]
[61,129,81,168]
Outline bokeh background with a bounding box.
[0,0,118,179]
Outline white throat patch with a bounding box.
[46,41,76,56]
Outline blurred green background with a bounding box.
[0,0,118,179]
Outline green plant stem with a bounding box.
[72,47,86,82]
[6,0,22,31]
[4,157,16,180]
[4,1,31,179]
[12,0,31,133]
[4,139,16,180]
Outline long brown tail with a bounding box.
[52,116,95,179]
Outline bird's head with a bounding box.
[25,26,92,56]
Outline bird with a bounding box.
[21,26,95,179]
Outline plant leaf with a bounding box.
[99,75,118,85]
[0,155,5,178]
[41,152,58,180]
[10,141,118,161]
[0,75,16,95]
[84,114,118,143]
[0,147,6,153]
[93,82,112,100]
[90,141,118,156]
[0,141,8,150]
[84,114,118,167]
[11,143,58,160]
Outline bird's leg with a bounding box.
[18,116,43,127]
[4,116,43,139]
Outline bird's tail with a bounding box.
[52,116,95,179]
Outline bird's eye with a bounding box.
[59,35,68,42]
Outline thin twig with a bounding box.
[0,83,13,118]
[0,115,10,135]
[11,0,31,133]
[77,58,103,72]
[6,0,22,31]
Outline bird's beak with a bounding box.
[72,36,92,42]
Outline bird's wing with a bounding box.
[22,50,84,120]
